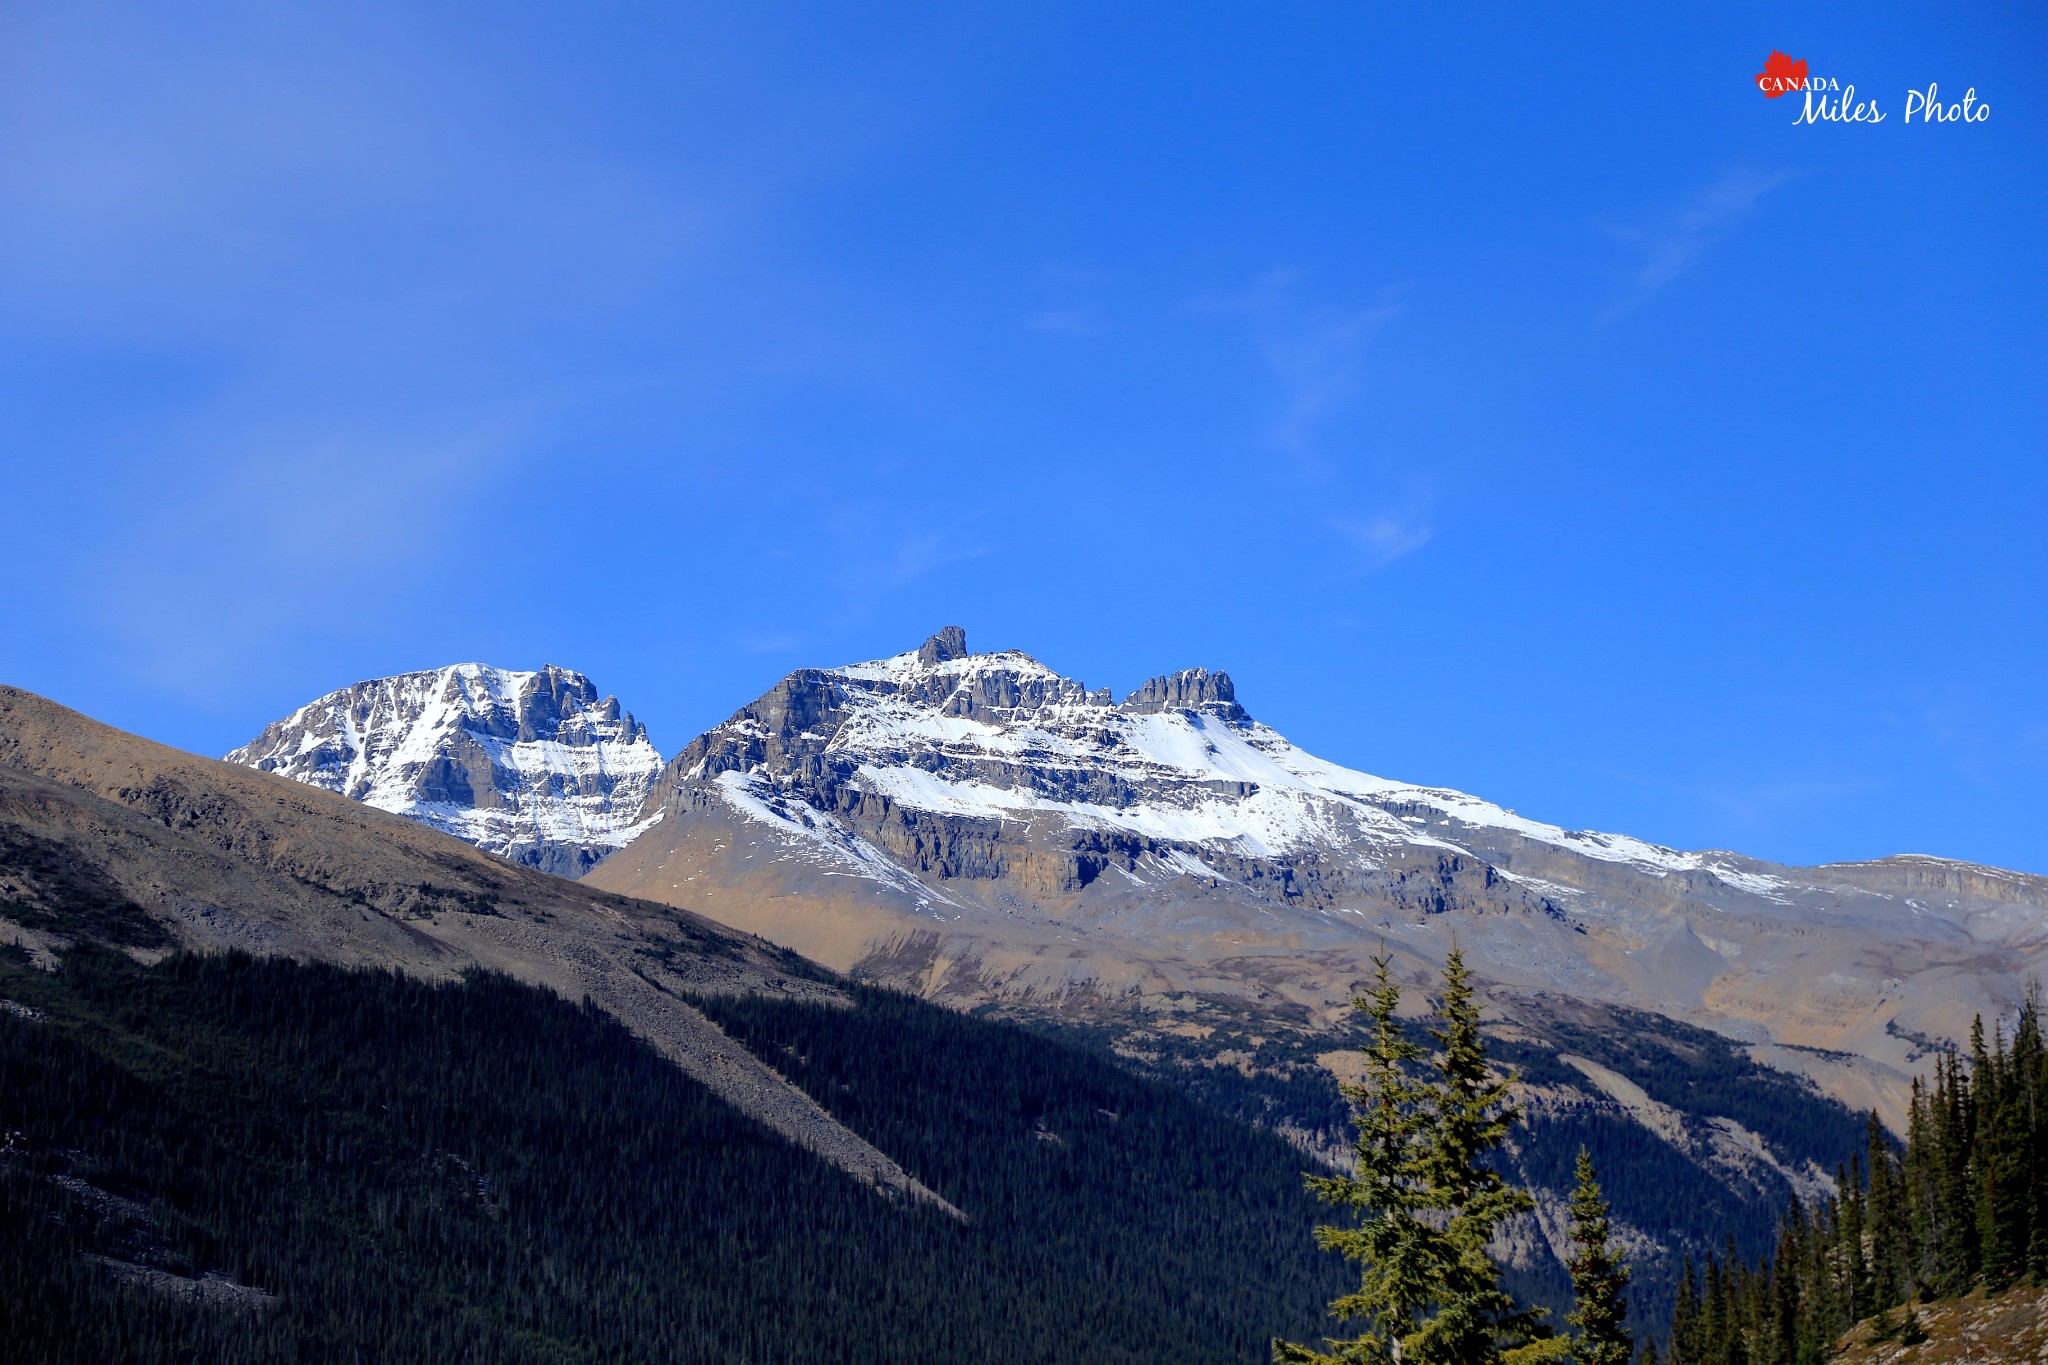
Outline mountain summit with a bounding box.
[639,625,1776,909]
[588,628,2048,1122]
[227,663,663,876]
[224,632,2048,1129]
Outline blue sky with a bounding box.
[3,3,2043,872]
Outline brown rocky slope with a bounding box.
[0,684,957,1215]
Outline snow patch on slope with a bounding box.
[813,645,1791,898]
[228,663,664,874]
[712,770,963,913]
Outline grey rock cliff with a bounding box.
[227,663,665,877]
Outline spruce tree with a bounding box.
[2015,988,2048,1283]
[1562,1148,1632,1365]
[1863,1112,1906,1313]
[1667,1260,1699,1365]
[1275,950,1435,1365]
[1409,948,1542,1364]
[1838,1152,1869,1321]
[1276,948,1546,1365]
[1901,1076,1937,1297]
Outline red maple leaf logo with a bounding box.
[1755,51,1808,98]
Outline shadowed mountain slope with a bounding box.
[0,945,1353,1364]
[0,684,948,1210]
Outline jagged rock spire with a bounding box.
[1120,668,1248,723]
[918,626,969,664]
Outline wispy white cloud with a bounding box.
[1602,167,1795,319]
[818,505,991,625]
[1025,262,1110,335]
[1191,270,1401,468]
[1331,509,1433,572]
[1697,775,1875,826]
[85,410,533,696]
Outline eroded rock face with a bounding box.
[594,627,2048,1128]
[1120,668,1249,725]
[227,664,664,876]
[637,629,1579,922]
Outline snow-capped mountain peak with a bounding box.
[589,628,2048,1119]
[227,662,663,876]
[673,628,1768,891]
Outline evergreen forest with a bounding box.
[1031,996,1869,1337]
[1663,994,2048,1364]
[0,943,1350,1364]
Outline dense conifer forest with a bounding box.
[1661,993,2048,1364]
[1024,999,1869,1337]
[0,944,1350,1364]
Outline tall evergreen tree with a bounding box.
[1276,948,1549,1365]
[1837,1153,1868,1322]
[1276,951,1436,1365]
[1667,1259,1700,1365]
[1409,948,1543,1364]
[1563,1148,1632,1365]
[1863,1113,1906,1313]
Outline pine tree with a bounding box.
[1276,948,1546,1365]
[1275,950,1435,1365]
[1562,1149,1632,1365]
[1667,1260,1700,1365]
[1933,1052,1978,1293]
[2020,989,2048,1284]
[1838,1152,1869,1322]
[1901,1076,1936,1297]
[1409,947,1543,1364]
[1863,1112,1906,1313]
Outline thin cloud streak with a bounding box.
[1191,270,1402,469]
[1026,308,1097,335]
[85,411,533,699]
[1331,510,1433,571]
[1601,168,1795,320]
[818,505,993,627]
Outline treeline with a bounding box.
[1662,994,2048,1364]
[0,943,1351,1364]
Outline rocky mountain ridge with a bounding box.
[589,628,2048,1130]
[226,663,663,876]
[221,634,2048,1133]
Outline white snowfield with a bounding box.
[766,645,1789,895]
[227,663,664,872]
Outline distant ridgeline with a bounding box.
[1661,997,2048,1364]
[0,945,1349,1365]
